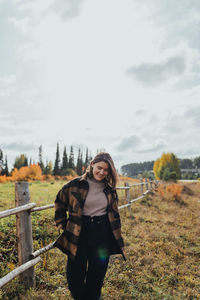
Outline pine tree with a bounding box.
[14,154,28,169]
[24,156,28,166]
[179,158,193,169]
[0,151,9,176]
[61,146,68,174]
[84,148,89,168]
[53,143,60,175]
[194,156,200,168]
[38,145,44,173]
[68,146,75,170]
[76,148,83,175]
[0,149,3,174]
[89,151,93,162]
[97,148,105,153]
[44,160,53,175]
[3,156,9,176]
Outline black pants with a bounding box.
[66,214,111,300]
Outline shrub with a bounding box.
[60,168,77,176]
[11,164,43,181]
[166,184,183,201]
[161,166,177,181]
[43,174,54,181]
[153,152,181,181]
[62,175,76,181]
[158,186,165,198]
[0,175,8,183]
[158,183,184,204]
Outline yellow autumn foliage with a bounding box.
[158,183,183,202]
[11,164,43,181]
[166,183,183,200]
[153,152,180,180]
[0,175,8,183]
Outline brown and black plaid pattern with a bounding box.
[54,174,126,261]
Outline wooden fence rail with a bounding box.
[0,257,41,289]
[0,203,36,219]
[0,179,158,289]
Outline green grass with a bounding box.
[0,180,67,211]
[0,181,200,299]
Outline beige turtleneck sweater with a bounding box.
[82,178,108,217]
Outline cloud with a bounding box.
[0,74,17,97]
[1,141,39,169]
[184,106,200,127]
[135,0,200,50]
[135,109,146,116]
[152,0,200,50]
[159,105,200,136]
[0,91,44,127]
[138,140,167,154]
[2,142,38,152]
[0,125,31,137]
[6,0,86,25]
[161,115,185,135]
[132,1,200,89]
[116,135,142,152]
[0,74,16,86]
[125,105,200,162]
[176,147,200,158]
[51,0,86,20]
[126,56,186,86]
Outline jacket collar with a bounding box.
[80,173,88,181]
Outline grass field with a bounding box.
[0,179,200,299]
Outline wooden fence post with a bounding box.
[15,182,35,288]
[150,180,152,189]
[145,178,148,191]
[140,179,144,194]
[124,182,132,217]
[155,180,159,189]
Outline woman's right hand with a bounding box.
[57,223,63,234]
[57,223,63,230]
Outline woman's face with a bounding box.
[92,161,109,181]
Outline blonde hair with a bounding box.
[85,152,118,188]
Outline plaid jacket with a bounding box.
[54,174,126,261]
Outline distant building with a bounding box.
[181,168,200,176]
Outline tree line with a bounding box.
[121,161,154,178]
[0,144,94,177]
[1,145,200,180]
[121,155,200,180]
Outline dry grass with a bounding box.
[0,181,200,299]
[106,181,200,299]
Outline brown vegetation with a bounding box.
[0,181,200,299]
[0,165,77,183]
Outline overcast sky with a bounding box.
[0,0,200,171]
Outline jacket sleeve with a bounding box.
[114,189,119,204]
[114,189,125,248]
[54,183,70,229]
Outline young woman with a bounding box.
[54,152,126,300]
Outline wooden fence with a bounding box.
[0,179,158,289]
